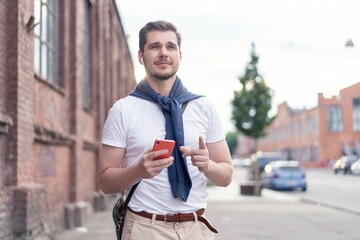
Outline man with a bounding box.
[98,20,233,240]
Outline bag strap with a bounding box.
[124,101,190,203]
[181,101,189,113]
[124,181,140,205]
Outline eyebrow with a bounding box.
[147,41,178,49]
[167,42,178,49]
[147,42,160,48]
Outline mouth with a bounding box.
[155,61,171,66]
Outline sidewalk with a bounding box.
[55,184,360,240]
[54,168,360,239]
[54,176,297,240]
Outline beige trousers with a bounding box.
[122,209,215,240]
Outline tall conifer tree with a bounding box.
[231,43,275,152]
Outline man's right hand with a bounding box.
[138,149,174,179]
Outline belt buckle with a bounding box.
[164,213,173,223]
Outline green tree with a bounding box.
[231,43,275,152]
[225,131,238,157]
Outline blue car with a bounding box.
[260,160,307,191]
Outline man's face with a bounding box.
[141,31,181,80]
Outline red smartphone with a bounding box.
[152,139,176,160]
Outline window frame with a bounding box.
[327,105,343,133]
[353,98,360,132]
[34,0,59,86]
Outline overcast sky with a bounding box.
[115,0,360,132]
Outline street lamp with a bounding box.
[345,38,354,48]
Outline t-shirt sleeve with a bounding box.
[102,101,127,148]
[204,99,226,143]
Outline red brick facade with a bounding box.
[238,82,360,167]
[0,0,136,238]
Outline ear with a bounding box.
[138,51,144,65]
[179,51,182,63]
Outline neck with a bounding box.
[145,75,177,96]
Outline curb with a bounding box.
[300,197,360,216]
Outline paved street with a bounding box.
[55,169,360,240]
[206,201,359,240]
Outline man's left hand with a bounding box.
[180,136,210,173]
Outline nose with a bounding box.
[159,46,168,58]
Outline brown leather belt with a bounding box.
[128,208,218,233]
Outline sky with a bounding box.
[115,0,360,132]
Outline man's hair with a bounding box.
[139,20,182,53]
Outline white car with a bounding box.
[350,159,360,175]
[232,158,252,168]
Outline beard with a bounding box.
[152,70,177,80]
[147,62,180,81]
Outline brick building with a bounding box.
[238,82,360,166]
[0,0,136,239]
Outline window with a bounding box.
[83,0,91,109]
[353,98,360,132]
[34,0,59,85]
[327,106,343,132]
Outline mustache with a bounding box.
[155,60,172,64]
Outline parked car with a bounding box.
[232,158,252,168]
[248,151,285,180]
[350,159,360,175]
[332,156,358,174]
[260,160,307,191]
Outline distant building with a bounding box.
[237,82,360,167]
[0,0,136,238]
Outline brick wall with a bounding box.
[13,184,47,238]
[0,1,6,113]
[317,82,360,163]
[256,82,360,165]
[16,0,35,184]
[0,1,12,237]
[0,187,13,239]
[0,0,136,238]
[5,0,19,189]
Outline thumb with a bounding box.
[199,136,206,149]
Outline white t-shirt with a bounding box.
[102,95,225,214]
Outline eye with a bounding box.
[167,44,177,50]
